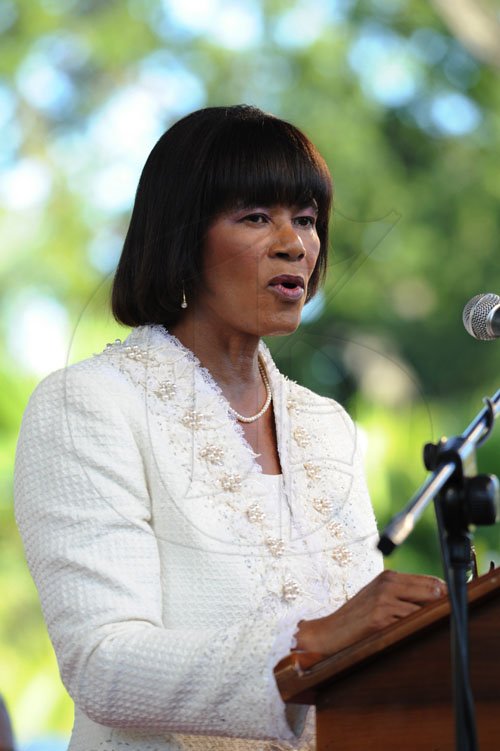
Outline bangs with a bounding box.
[201,116,332,224]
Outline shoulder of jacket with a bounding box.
[26,352,134,414]
[287,378,350,412]
[286,379,356,438]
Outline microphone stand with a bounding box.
[378,389,500,751]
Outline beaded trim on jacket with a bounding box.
[99,325,378,613]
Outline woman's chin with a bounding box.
[257,313,302,337]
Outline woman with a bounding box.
[15,105,445,750]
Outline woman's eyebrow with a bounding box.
[296,201,319,214]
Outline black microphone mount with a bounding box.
[378,389,500,751]
[379,390,500,555]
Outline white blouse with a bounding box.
[255,474,315,563]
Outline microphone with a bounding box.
[463,293,500,340]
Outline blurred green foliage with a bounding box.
[1,0,500,743]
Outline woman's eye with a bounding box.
[243,213,268,223]
[295,215,316,227]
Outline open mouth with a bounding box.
[268,275,305,301]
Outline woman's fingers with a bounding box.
[372,594,422,619]
[374,570,447,604]
[295,570,448,656]
[359,571,447,632]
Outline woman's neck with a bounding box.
[169,314,262,399]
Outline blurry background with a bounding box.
[1,0,500,747]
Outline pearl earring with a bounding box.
[181,285,188,309]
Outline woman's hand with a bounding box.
[295,570,447,656]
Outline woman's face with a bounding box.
[195,203,321,338]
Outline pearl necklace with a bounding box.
[228,356,272,423]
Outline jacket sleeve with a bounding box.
[342,409,384,595]
[14,364,308,742]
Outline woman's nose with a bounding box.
[269,223,305,260]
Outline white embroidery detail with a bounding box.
[282,579,300,603]
[220,473,242,493]
[182,410,206,429]
[105,338,122,350]
[266,537,285,558]
[311,497,333,515]
[293,427,310,447]
[199,444,225,465]
[155,380,177,400]
[327,520,344,538]
[304,462,321,481]
[246,503,265,523]
[123,344,147,361]
[332,545,353,566]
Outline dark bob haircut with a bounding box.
[112,104,333,327]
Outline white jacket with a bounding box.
[14,325,383,750]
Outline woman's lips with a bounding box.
[267,282,305,301]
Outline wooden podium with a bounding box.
[275,569,500,750]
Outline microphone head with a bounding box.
[463,292,500,340]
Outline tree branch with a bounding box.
[431,0,500,69]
